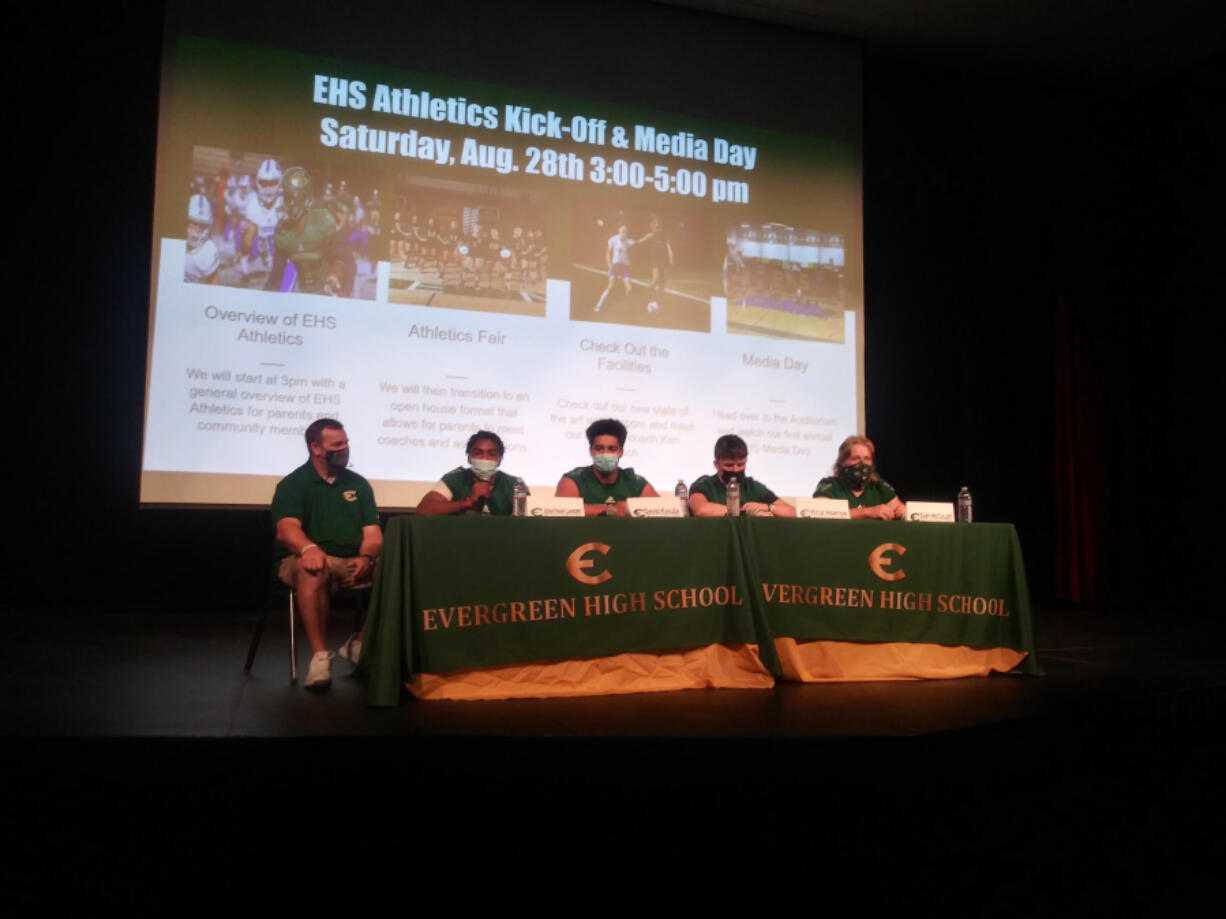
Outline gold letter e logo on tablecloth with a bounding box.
[566,542,613,585]
[869,543,907,581]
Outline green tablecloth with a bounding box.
[361,516,1040,706]
[360,515,769,705]
[741,518,1040,669]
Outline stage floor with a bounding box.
[4,605,1223,905]
[1,605,1222,739]
[0,605,1221,740]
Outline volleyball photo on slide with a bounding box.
[569,200,715,333]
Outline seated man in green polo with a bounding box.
[416,430,525,515]
[555,418,658,516]
[689,434,796,517]
[271,418,381,690]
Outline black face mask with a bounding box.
[718,469,743,486]
[324,448,350,471]
[839,462,872,490]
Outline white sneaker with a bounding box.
[304,651,334,690]
[337,634,362,665]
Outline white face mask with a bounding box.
[470,458,500,481]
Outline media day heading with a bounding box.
[311,74,759,202]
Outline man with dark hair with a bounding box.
[689,434,795,517]
[271,418,381,689]
[416,430,525,515]
[555,418,658,516]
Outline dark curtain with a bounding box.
[1051,302,1104,604]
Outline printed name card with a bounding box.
[794,498,850,520]
[905,501,955,523]
[625,497,685,518]
[525,496,584,517]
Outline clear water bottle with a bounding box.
[512,477,528,517]
[957,486,973,523]
[675,479,689,516]
[726,476,741,517]
[604,496,617,516]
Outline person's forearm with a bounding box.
[276,520,318,555]
[416,495,474,515]
[359,532,382,561]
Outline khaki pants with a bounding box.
[278,554,367,593]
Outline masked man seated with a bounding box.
[555,418,658,516]
[271,418,381,689]
[415,430,525,515]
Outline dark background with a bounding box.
[6,5,1223,902]
[15,1,1220,618]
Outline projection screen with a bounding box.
[142,9,864,508]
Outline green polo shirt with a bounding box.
[813,476,897,508]
[439,467,523,516]
[271,461,379,558]
[562,466,649,505]
[689,474,778,511]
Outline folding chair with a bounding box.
[244,567,369,683]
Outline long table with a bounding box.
[360,516,1041,705]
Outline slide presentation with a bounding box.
[142,32,863,507]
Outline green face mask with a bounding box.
[592,453,620,474]
[840,462,872,490]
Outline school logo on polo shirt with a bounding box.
[343,490,358,502]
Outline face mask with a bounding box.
[839,462,872,490]
[718,468,744,486]
[592,453,620,474]
[325,448,350,471]
[470,458,500,481]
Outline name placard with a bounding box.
[905,501,955,523]
[626,497,685,518]
[525,496,584,517]
[795,498,850,520]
